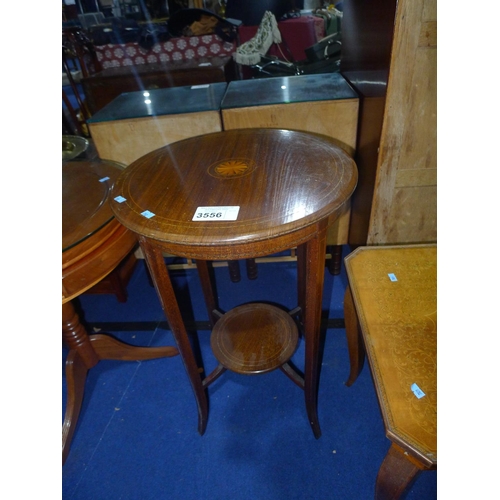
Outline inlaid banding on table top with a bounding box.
[110,129,358,246]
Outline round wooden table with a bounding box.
[110,128,358,438]
[62,159,178,464]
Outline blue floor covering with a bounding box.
[63,247,437,499]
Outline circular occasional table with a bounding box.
[110,128,358,438]
[62,159,178,464]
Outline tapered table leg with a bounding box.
[141,237,209,435]
[297,226,327,439]
[343,286,365,386]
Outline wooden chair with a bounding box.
[62,27,102,137]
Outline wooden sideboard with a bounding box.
[341,0,437,246]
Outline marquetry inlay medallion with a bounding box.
[207,158,256,179]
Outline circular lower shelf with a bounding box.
[210,303,299,375]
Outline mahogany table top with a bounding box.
[62,159,125,252]
[344,245,437,466]
[110,128,357,259]
[62,158,136,303]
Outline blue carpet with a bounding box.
[63,246,437,499]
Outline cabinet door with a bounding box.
[368,0,437,244]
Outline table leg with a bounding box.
[327,244,343,275]
[344,285,365,386]
[245,258,258,280]
[62,300,179,464]
[375,443,426,500]
[196,260,221,327]
[140,237,209,435]
[297,226,327,439]
[227,260,241,282]
[62,301,100,464]
[62,348,89,465]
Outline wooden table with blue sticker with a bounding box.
[343,244,437,499]
[109,128,358,439]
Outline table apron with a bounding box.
[62,223,137,303]
[135,217,335,261]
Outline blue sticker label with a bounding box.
[114,196,126,203]
[99,177,110,182]
[411,383,425,399]
[388,273,398,281]
[141,210,155,219]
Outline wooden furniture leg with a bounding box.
[227,260,241,282]
[84,251,138,302]
[62,348,90,465]
[195,259,221,327]
[228,259,258,282]
[343,285,365,386]
[62,300,178,464]
[297,226,327,439]
[62,301,100,464]
[375,443,426,500]
[344,246,437,496]
[140,236,209,435]
[245,258,258,280]
[105,269,128,303]
[327,244,343,275]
